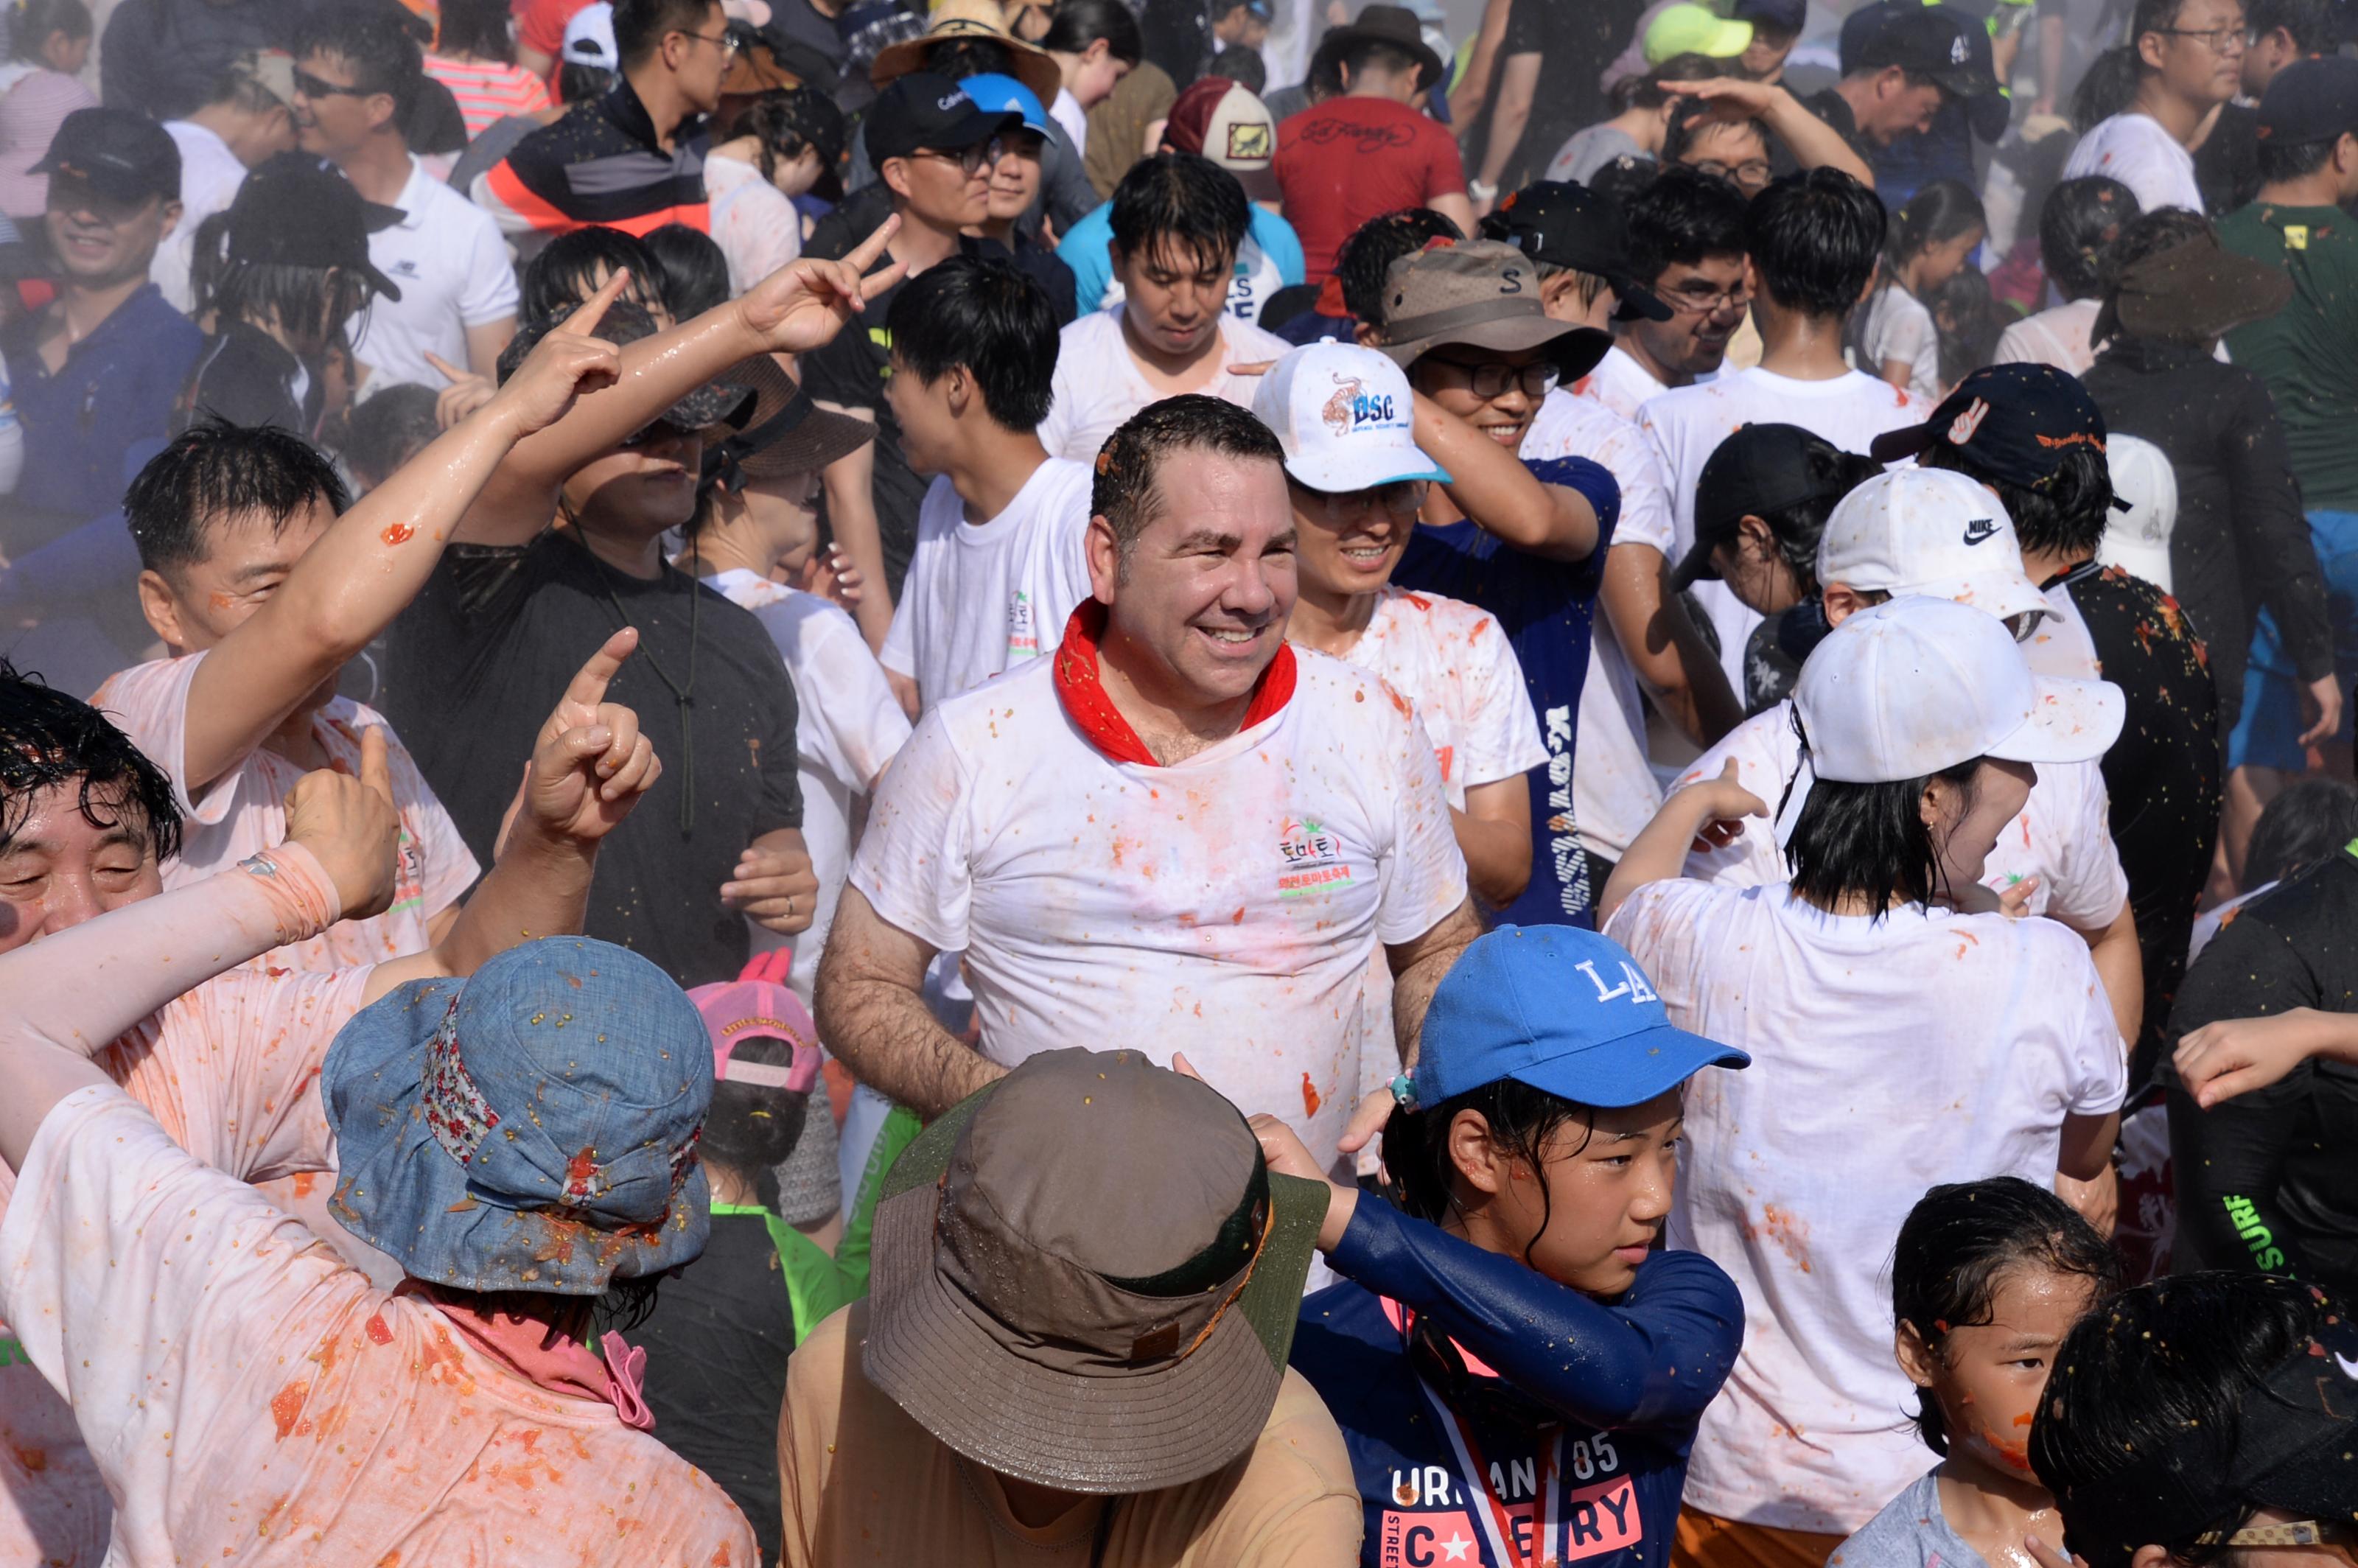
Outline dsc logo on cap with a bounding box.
[1254,340,1452,497]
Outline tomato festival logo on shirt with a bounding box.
[1277,816,1353,897]
[1007,588,1040,658]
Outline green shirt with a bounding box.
[2219,201,2358,511]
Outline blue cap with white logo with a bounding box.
[958,71,1052,136]
[1413,925,1748,1110]
[1252,340,1452,495]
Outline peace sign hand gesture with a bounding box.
[737,217,907,356]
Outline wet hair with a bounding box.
[1663,110,1768,175]
[521,225,662,323]
[1623,164,1752,288]
[2245,776,2358,888]
[1893,1176,2121,1456]
[1928,265,2000,386]
[335,382,442,490]
[642,223,730,320]
[434,0,514,62]
[2029,1273,2331,1555]
[294,3,425,118]
[1038,0,1143,65]
[1749,444,1883,594]
[559,60,615,102]
[2247,0,2340,52]
[701,1035,811,1208]
[190,214,376,354]
[2258,127,2340,183]
[1091,394,1283,573]
[1335,206,1462,323]
[1587,152,1662,209]
[884,253,1060,430]
[612,0,720,67]
[1108,151,1249,273]
[1783,752,1984,916]
[0,662,182,862]
[735,87,844,181]
[8,0,90,60]
[2073,43,2144,127]
[124,421,352,578]
[1384,1078,1597,1267]
[1746,168,1886,320]
[2040,177,2141,301]
[1924,441,2115,558]
[1884,178,1985,273]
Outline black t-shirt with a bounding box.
[178,322,317,438]
[1491,0,1648,187]
[2163,847,2358,1304]
[2055,562,2222,1087]
[384,530,803,986]
[1770,88,1876,179]
[636,1211,797,1567]
[2195,99,2261,217]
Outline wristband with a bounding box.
[1467,177,1499,202]
[236,841,344,945]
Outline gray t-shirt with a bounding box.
[1833,1470,1993,1568]
[1546,122,1651,184]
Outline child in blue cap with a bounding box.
[1261,923,1748,1568]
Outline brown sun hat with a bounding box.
[871,0,1063,107]
[1376,238,1613,383]
[863,1048,1329,1494]
[715,354,873,477]
[2092,228,2293,348]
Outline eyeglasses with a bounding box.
[2152,21,2246,49]
[914,140,1004,175]
[1421,357,1560,401]
[293,68,372,99]
[678,27,742,55]
[1300,479,1428,525]
[1690,158,1773,191]
[619,417,697,449]
[1664,281,1751,315]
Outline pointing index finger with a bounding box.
[359,725,394,808]
[422,351,466,385]
[564,266,632,339]
[562,627,639,711]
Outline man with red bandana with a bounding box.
[815,395,1480,1172]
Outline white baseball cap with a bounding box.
[1814,466,2053,629]
[1253,340,1452,495]
[1774,595,2124,846]
[2099,434,2177,594]
[562,3,618,68]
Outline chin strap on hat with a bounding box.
[1773,741,1818,851]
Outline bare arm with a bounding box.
[1596,542,1740,745]
[2076,899,2144,1051]
[1385,895,1485,1068]
[1476,52,1541,197]
[517,41,553,78]
[1665,80,1875,186]
[1414,392,1598,561]
[814,410,897,652]
[2057,1109,2119,1183]
[465,315,517,379]
[170,287,630,793]
[1449,0,1516,127]
[1875,357,1914,391]
[2175,1007,2358,1107]
[814,886,1004,1116]
[1598,760,1765,926]
[1430,190,1479,239]
[2034,12,2066,114]
[1452,775,1533,907]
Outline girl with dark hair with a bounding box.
[706,86,843,250]
[1837,1177,2120,1568]
[1857,179,1987,401]
[1993,176,2140,374]
[426,0,550,136]
[1254,922,1746,1568]
[1599,596,2130,1556]
[0,0,93,225]
[1038,0,1141,152]
[519,223,665,324]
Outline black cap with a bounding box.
[222,153,405,302]
[2256,55,2358,146]
[32,107,181,205]
[1732,0,1805,32]
[1672,422,1855,589]
[1844,1,2004,133]
[867,71,1022,165]
[500,298,755,433]
[1482,181,1672,322]
[1870,363,2114,497]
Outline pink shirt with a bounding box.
[426,54,553,138]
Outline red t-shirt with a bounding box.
[517,0,595,63]
[1274,96,1467,281]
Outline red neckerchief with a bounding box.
[396,1279,655,1431]
[1052,601,1296,767]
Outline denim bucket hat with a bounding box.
[322,937,713,1294]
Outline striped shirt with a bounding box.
[424,54,553,139]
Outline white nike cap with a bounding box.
[1814,466,2053,628]
[1774,595,2125,846]
[1252,340,1452,495]
[2099,434,2177,594]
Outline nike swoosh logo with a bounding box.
[2338,1351,2358,1380]
[1963,519,2000,545]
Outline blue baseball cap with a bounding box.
[1413,925,1748,1110]
[958,71,1052,136]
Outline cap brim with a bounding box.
[1966,90,2010,142]
[929,106,1026,152]
[666,371,758,431]
[1504,1021,1751,1110]
[736,396,875,476]
[1668,533,1724,589]
[1987,671,2126,765]
[1869,420,1940,464]
[863,1085,1328,1494]
[1612,278,1674,323]
[1283,448,1452,493]
[1380,317,1612,385]
[1886,568,2055,626]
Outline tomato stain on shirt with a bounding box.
[270,1378,311,1440]
[365,1313,394,1345]
[1758,1204,1813,1273]
[1301,1074,1322,1118]
[8,1443,44,1473]
[290,1171,316,1199]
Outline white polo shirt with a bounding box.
[348,154,520,391]
[155,119,249,313]
[849,632,1469,1168]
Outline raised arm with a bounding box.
[1665,80,1876,187]
[1413,396,1600,561]
[166,281,629,793]
[814,886,1005,1117]
[1598,759,1766,926]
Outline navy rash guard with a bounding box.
[1292,1197,1740,1568]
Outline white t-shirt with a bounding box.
[707,570,912,1008]
[1527,387,1679,859]
[2024,575,2105,680]
[1668,698,2130,930]
[703,147,802,295]
[847,648,1469,1168]
[881,458,1096,713]
[2062,112,2205,214]
[1640,367,1927,691]
[1858,286,1942,402]
[1993,298,2104,377]
[1604,878,2127,1534]
[155,119,248,313]
[1574,343,1674,424]
[1051,85,1088,155]
[349,153,521,391]
[92,654,480,968]
[1332,585,1545,808]
[1037,307,1292,465]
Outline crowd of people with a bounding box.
[0,0,2353,1561]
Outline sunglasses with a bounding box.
[293,68,374,99]
[1421,357,1560,402]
